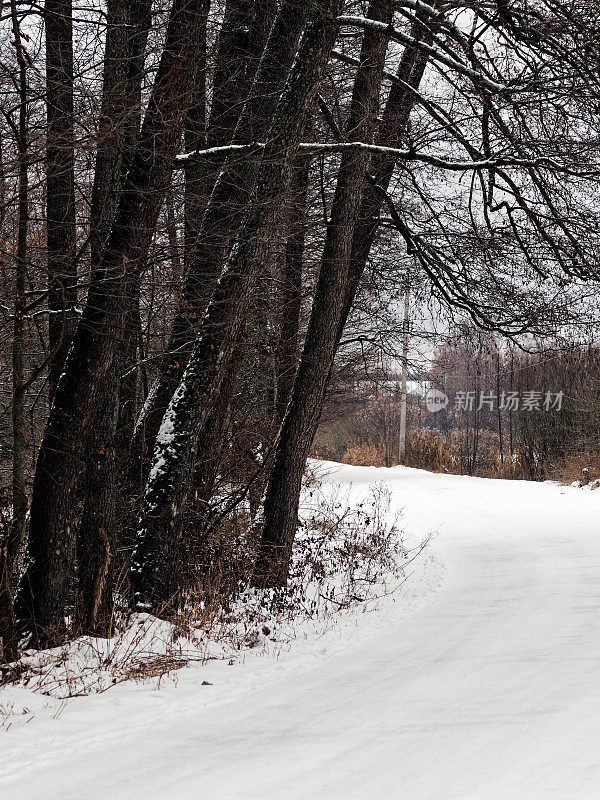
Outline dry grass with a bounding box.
[340,428,600,485]
[342,441,386,467]
[2,476,417,700]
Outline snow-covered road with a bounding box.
[3,464,600,799]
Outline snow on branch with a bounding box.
[336,15,509,94]
[331,50,483,162]
[174,142,599,177]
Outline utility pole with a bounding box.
[399,284,410,464]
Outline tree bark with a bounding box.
[76,371,119,635]
[16,0,210,645]
[46,0,77,398]
[275,147,311,422]
[254,0,394,587]
[161,1,275,508]
[183,0,276,265]
[132,0,344,609]
[76,0,153,636]
[89,0,152,266]
[132,0,309,476]
[253,10,437,586]
[0,0,29,659]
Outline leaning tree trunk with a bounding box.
[131,0,309,478]
[137,0,261,494]
[46,0,77,398]
[340,34,432,328]
[76,371,119,635]
[174,0,279,505]
[182,0,276,255]
[240,144,313,523]
[89,0,152,265]
[253,9,435,587]
[275,146,312,422]
[131,0,344,611]
[181,0,259,272]
[253,0,395,587]
[76,0,153,636]
[0,0,29,659]
[16,0,210,646]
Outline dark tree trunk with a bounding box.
[183,0,275,264]
[132,0,344,610]
[16,0,210,645]
[76,0,153,635]
[116,284,144,456]
[132,0,309,476]
[237,145,313,526]
[45,0,77,398]
[192,362,237,508]
[89,0,152,265]
[253,11,436,587]
[275,148,311,422]
[77,372,119,635]
[253,0,395,587]
[168,0,275,507]
[181,7,207,272]
[0,0,29,659]
[341,40,432,327]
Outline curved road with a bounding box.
[2,464,600,798]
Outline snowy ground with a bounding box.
[2,462,600,799]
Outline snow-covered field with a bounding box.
[2,462,600,799]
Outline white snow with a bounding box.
[3,462,600,798]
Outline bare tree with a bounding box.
[132,0,345,609]
[45,0,77,397]
[17,0,210,644]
